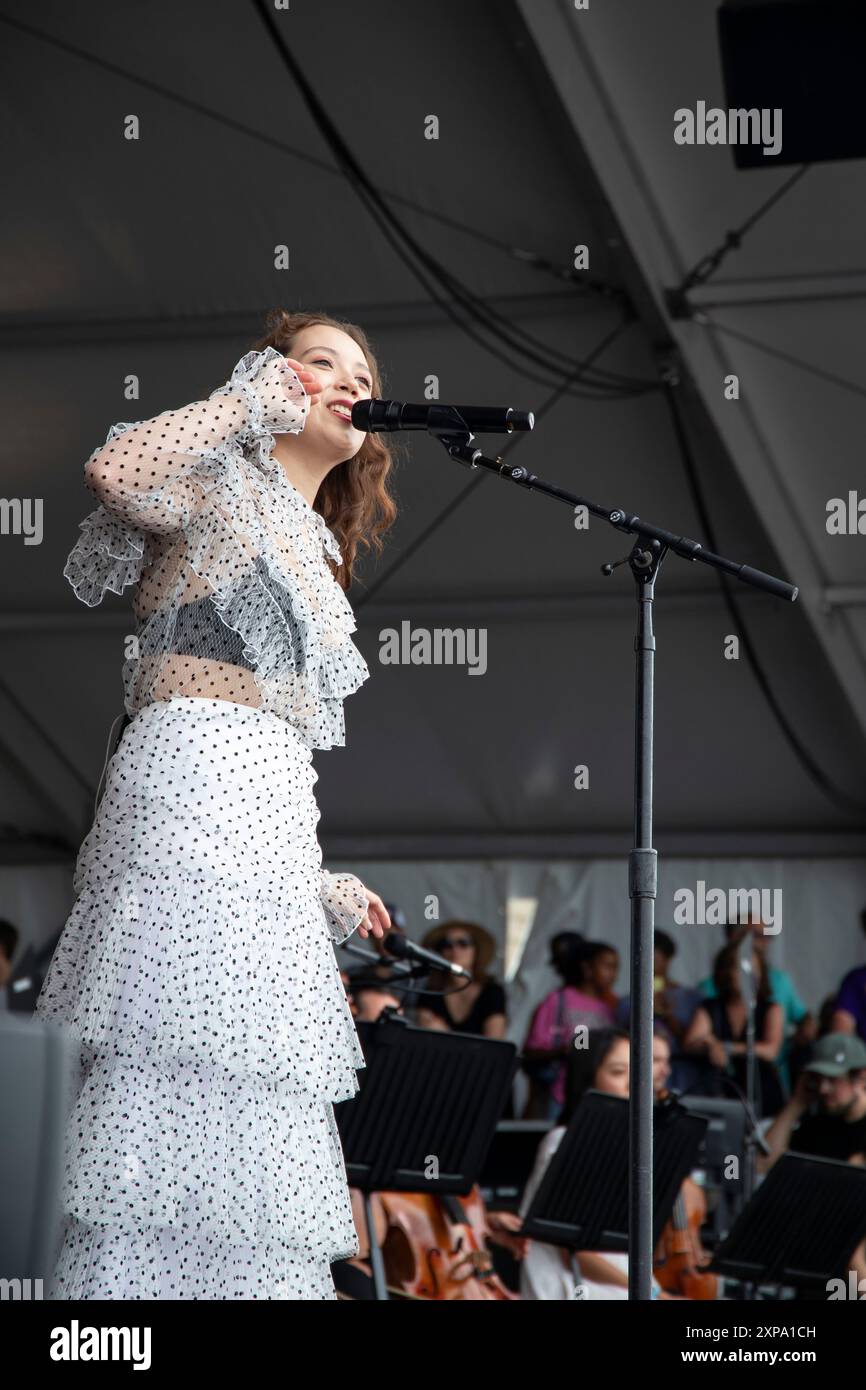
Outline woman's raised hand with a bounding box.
[249,354,319,429]
[283,356,323,407]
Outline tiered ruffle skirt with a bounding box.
[35,696,365,1299]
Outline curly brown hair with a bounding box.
[250,308,400,591]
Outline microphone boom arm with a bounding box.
[429,415,798,603]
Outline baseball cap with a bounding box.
[805,1033,866,1077]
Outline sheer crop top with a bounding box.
[64,346,371,752]
[163,553,307,675]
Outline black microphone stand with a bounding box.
[737,931,760,1205]
[427,408,798,1300]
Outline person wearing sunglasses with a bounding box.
[414,920,507,1039]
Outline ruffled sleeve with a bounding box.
[320,869,370,945]
[64,348,309,606]
[82,346,307,534]
[63,505,149,608]
[64,346,371,750]
[178,433,371,748]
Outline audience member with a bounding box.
[0,919,18,1014]
[685,940,786,1116]
[521,936,616,1120]
[415,921,507,1039]
[831,905,866,1043]
[519,1027,677,1300]
[698,917,813,1088]
[349,976,404,1023]
[616,929,703,1092]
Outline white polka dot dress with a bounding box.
[35,349,373,1299]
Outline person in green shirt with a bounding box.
[698,918,815,1089]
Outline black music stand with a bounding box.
[335,1014,518,1299]
[709,1151,866,1293]
[520,1092,707,1260]
[478,1119,553,1210]
[680,1095,746,1242]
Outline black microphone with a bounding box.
[351,399,534,434]
[382,933,473,980]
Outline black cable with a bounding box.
[663,382,866,819]
[676,165,810,295]
[329,161,651,403]
[0,9,634,360]
[251,0,658,402]
[343,172,655,399]
[699,316,866,403]
[4,7,656,398]
[354,316,637,610]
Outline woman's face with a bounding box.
[287,324,373,460]
[591,950,619,994]
[725,949,758,995]
[594,1037,630,1098]
[653,947,671,978]
[652,1036,671,1094]
[438,928,477,973]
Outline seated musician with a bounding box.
[336,969,526,1298]
[518,1027,680,1299]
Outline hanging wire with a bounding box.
[353,317,638,609]
[663,382,866,819]
[3,7,644,393]
[697,317,866,402]
[674,165,810,296]
[252,0,659,402]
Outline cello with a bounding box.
[342,1185,520,1299]
[377,1187,520,1300]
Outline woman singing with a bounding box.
[35,309,397,1300]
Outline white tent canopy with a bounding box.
[2,0,864,905]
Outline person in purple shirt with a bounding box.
[831,904,866,1043]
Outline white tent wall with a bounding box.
[4,855,864,1090]
[299,854,866,1048]
[336,857,866,1042]
[502,856,866,1053]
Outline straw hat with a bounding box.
[421,919,497,975]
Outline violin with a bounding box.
[653,1089,718,1300]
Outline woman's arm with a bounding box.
[849,1237,866,1285]
[84,352,315,533]
[728,1002,784,1061]
[683,1005,712,1050]
[683,1005,729,1068]
[655,990,687,1041]
[416,1007,450,1032]
[575,1251,629,1290]
[758,1075,811,1174]
[483,1013,507,1040]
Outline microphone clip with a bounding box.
[427,406,485,469]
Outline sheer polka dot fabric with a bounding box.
[37,700,372,1298]
[63,346,370,751]
[35,350,376,1299]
